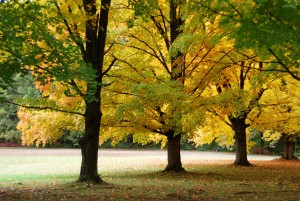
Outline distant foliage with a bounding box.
[0,74,39,143]
[0,103,21,143]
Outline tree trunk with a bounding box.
[78,99,102,183]
[282,134,296,160]
[76,0,111,183]
[162,1,185,173]
[231,118,251,166]
[164,133,185,172]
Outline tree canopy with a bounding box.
[0,0,299,182]
[199,0,300,80]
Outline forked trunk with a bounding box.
[76,0,111,183]
[231,118,250,166]
[282,134,297,160]
[78,100,102,183]
[164,133,185,172]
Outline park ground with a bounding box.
[0,148,300,200]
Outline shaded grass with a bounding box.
[0,151,300,200]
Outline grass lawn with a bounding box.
[0,148,299,200]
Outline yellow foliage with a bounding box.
[191,112,233,146]
[18,108,84,147]
[252,76,300,141]
[192,114,257,152]
[13,0,299,151]
[17,80,85,146]
[263,130,282,142]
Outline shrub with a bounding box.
[252,146,272,155]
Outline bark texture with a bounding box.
[164,132,185,172]
[77,0,111,183]
[230,117,251,166]
[282,134,297,160]
[78,100,102,182]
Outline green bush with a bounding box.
[0,104,21,143]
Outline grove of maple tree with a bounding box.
[0,0,299,183]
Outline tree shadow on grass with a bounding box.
[103,161,300,184]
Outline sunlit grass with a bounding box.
[0,148,299,200]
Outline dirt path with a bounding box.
[0,147,279,161]
[0,147,283,176]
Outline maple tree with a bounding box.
[251,77,300,160]
[0,0,114,183]
[104,0,228,171]
[109,0,188,172]
[192,50,275,166]
[189,0,300,165]
[193,55,299,164]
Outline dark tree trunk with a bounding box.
[78,98,102,183]
[234,128,250,166]
[230,117,251,166]
[282,134,297,160]
[162,1,185,173]
[164,132,185,172]
[77,0,111,183]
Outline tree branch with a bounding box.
[150,15,170,49]
[67,79,86,97]
[244,88,267,118]
[54,2,88,60]
[104,43,115,55]
[102,57,117,76]
[4,100,85,117]
[207,108,233,128]
[268,48,300,81]
[121,35,171,75]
